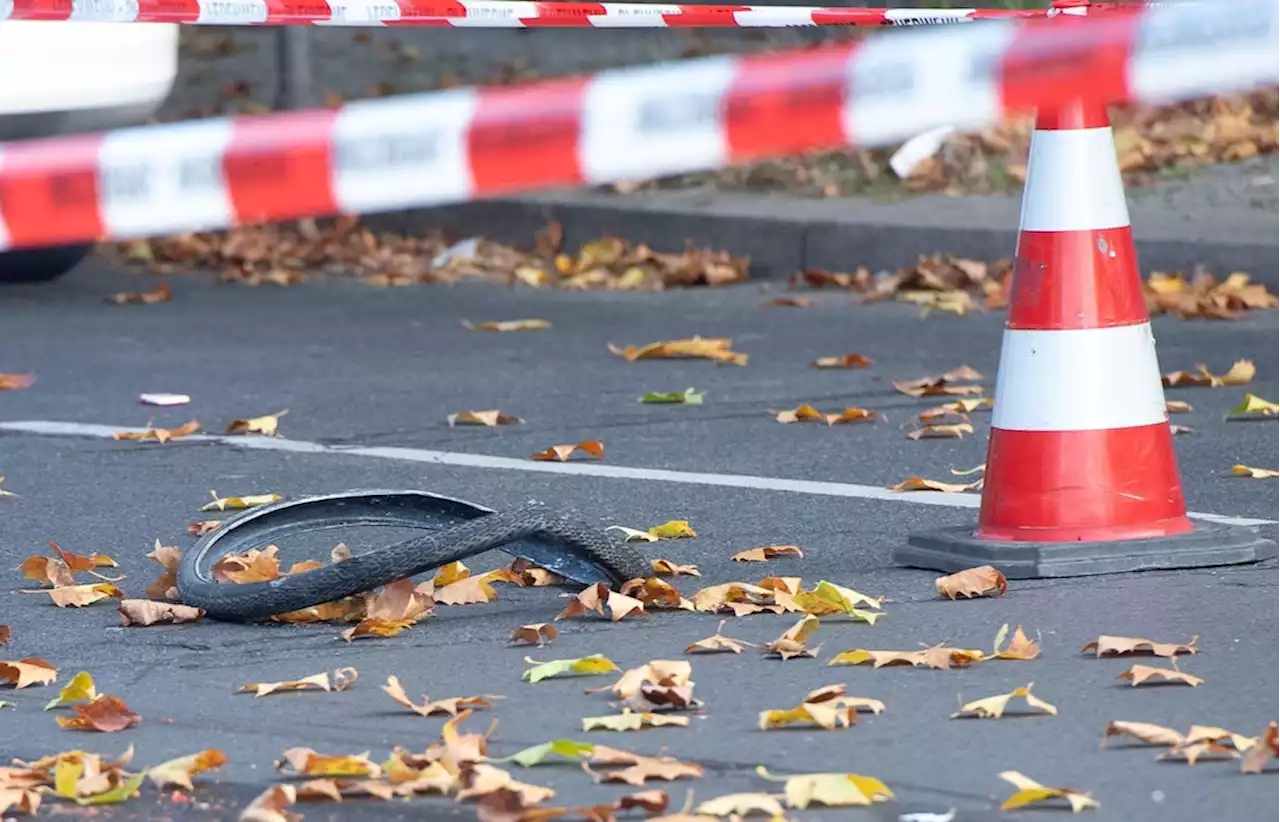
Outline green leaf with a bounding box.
[491,739,596,767]
[992,623,1010,656]
[640,387,705,405]
[521,654,620,684]
[78,772,145,806]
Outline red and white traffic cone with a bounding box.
[897,99,1276,577]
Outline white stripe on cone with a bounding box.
[990,324,1170,431]
[1018,127,1131,232]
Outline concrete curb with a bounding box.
[364,185,1279,289]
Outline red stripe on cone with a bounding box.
[1007,227,1149,330]
[976,425,1194,542]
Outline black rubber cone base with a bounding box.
[896,520,1278,579]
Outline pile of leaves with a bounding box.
[104,218,748,292]
[641,88,1280,198]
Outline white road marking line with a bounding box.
[3,419,1275,528]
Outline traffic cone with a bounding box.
[896,99,1277,578]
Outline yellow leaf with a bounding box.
[201,489,282,511]
[731,545,803,562]
[829,645,984,670]
[952,683,1058,719]
[492,739,597,767]
[146,749,229,790]
[608,337,747,366]
[792,580,885,620]
[1162,359,1255,387]
[755,765,894,808]
[522,655,620,684]
[277,747,382,778]
[1232,464,1279,479]
[695,792,785,817]
[382,674,502,717]
[582,710,691,732]
[907,422,975,440]
[764,615,821,661]
[37,583,125,608]
[999,771,1099,813]
[649,520,697,539]
[44,671,97,711]
[226,409,288,436]
[1227,393,1279,418]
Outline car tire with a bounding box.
[0,243,94,284]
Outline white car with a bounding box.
[0,20,180,283]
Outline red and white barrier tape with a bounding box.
[0,0,1274,252]
[0,0,1134,27]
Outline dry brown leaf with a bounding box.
[990,625,1041,661]
[999,770,1099,813]
[589,661,692,700]
[775,404,879,424]
[146,749,229,790]
[226,409,288,436]
[685,621,753,655]
[19,555,77,588]
[448,410,524,427]
[1160,359,1256,387]
[731,545,804,563]
[277,747,382,778]
[511,623,559,647]
[508,558,569,587]
[1166,400,1194,413]
[888,474,983,493]
[55,695,141,732]
[187,520,222,535]
[212,545,288,584]
[1183,725,1260,751]
[608,337,747,367]
[619,578,695,612]
[695,793,785,817]
[1101,721,1186,748]
[952,683,1058,719]
[764,615,821,661]
[236,669,354,697]
[1241,722,1278,774]
[650,559,700,577]
[585,756,703,786]
[111,418,200,444]
[1232,464,1280,479]
[434,567,524,605]
[0,625,8,646]
[622,681,703,714]
[118,599,204,626]
[758,683,882,730]
[761,296,811,308]
[892,366,985,397]
[239,784,299,822]
[918,398,992,422]
[0,657,57,688]
[340,578,434,641]
[907,422,975,440]
[690,581,798,616]
[532,440,605,462]
[1081,635,1198,658]
[1158,742,1239,766]
[107,280,172,305]
[35,583,125,608]
[1118,664,1204,687]
[382,674,502,717]
[144,539,183,600]
[812,353,872,369]
[936,565,1008,600]
[829,645,985,670]
[462,319,552,332]
[1145,267,1280,320]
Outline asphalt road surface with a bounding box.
[1,261,1277,821]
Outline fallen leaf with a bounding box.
[685,621,752,655]
[493,740,600,768]
[35,583,125,608]
[761,296,811,308]
[107,280,172,305]
[1080,635,1198,658]
[812,353,872,369]
[952,683,1057,719]
[999,771,1099,813]
[608,526,661,543]
[146,749,228,790]
[695,793,785,817]
[433,567,523,606]
[1166,400,1194,413]
[648,521,697,540]
[462,319,551,332]
[1161,359,1255,387]
[907,422,975,440]
[511,623,559,647]
[1169,423,1194,435]
[609,337,747,367]
[44,671,98,710]
[755,765,893,808]
[651,559,700,577]
[730,545,803,563]
[110,418,201,445]
[118,599,205,626]
[622,681,703,713]
[619,577,696,611]
[893,367,985,398]
[583,711,691,732]
[764,615,821,660]
[19,555,77,588]
[918,398,992,422]
[775,404,880,425]
[0,657,58,688]
[758,683,881,730]
[0,373,36,390]
[1227,393,1279,419]
[382,674,502,717]
[55,695,141,732]
[1241,722,1278,774]
[455,762,556,805]
[641,388,705,405]
[201,489,282,511]
[588,661,691,700]
[888,475,983,493]
[340,578,434,640]
[0,477,15,497]
[144,539,183,600]
[0,625,8,645]
[1183,725,1260,752]
[828,645,985,670]
[532,440,606,462]
[1117,664,1204,687]
[690,581,797,616]
[187,520,222,535]
[585,756,703,786]
[236,671,336,697]
[523,655,621,684]
[239,784,298,822]
[936,565,1008,600]
[1157,741,1239,766]
[1100,721,1186,748]
[1232,464,1280,479]
[989,625,1040,661]
[226,409,288,436]
[791,580,884,621]
[277,748,382,778]
[447,410,524,427]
